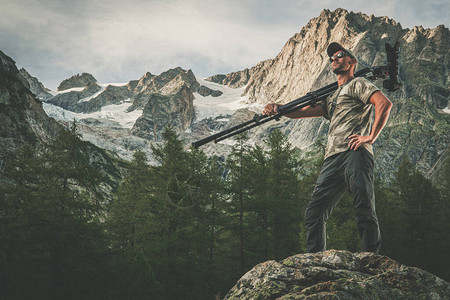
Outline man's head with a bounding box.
[327,42,357,75]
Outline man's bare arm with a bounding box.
[263,103,325,119]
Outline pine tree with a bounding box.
[246,144,271,263]
[432,158,450,281]
[0,124,109,299]
[264,129,301,260]
[326,193,361,252]
[0,143,42,298]
[106,149,161,299]
[187,148,229,297]
[391,157,441,272]
[224,133,253,274]
[375,172,408,259]
[37,123,108,298]
[108,149,152,251]
[225,129,302,271]
[149,126,222,299]
[149,126,193,298]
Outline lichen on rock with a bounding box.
[224,250,450,299]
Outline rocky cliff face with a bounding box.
[128,67,221,111]
[209,8,449,180]
[225,250,450,299]
[19,68,52,100]
[0,51,124,200]
[126,68,200,140]
[46,81,103,112]
[131,84,195,140]
[242,9,406,104]
[44,67,222,141]
[128,67,199,111]
[207,67,253,88]
[0,50,61,166]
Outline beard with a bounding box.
[332,65,346,74]
[332,60,356,75]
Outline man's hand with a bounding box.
[263,103,280,116]
[347,134,373,150]
[263,102,326,119]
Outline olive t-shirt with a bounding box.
[320,77,380,160]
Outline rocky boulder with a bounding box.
[198,85,223,97]
[57,72,97,91]
[225,250,450,299]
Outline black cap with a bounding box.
[327,42,356,60]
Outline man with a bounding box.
[263,42,392,253]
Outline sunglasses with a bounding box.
[329,51,347,63]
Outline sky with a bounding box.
[0,0,448,90]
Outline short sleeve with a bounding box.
[350,78,380,104]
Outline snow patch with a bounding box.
[43,100,142,129]
[79,85,106,102]
[216,118,230,122]
[217,139,237,147]
[194,77,264,121]
[54,87,84,94]
[102,82,128,87]
[49,82,127,97]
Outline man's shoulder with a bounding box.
[347,77,380,101]
[350,76,373,86]
[340,77,370,93]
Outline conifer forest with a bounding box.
[1,125,449,299]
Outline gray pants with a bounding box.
[305,149,381,253]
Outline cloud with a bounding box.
[0,0,448,89]
[79,0,301,78]
[1,0,306,88]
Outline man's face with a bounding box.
[330,51,355,74]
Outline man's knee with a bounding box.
[351,178,375,212]
[355,207,378,224]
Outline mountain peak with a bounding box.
[0,50,17,74]
[57,72,97,91]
